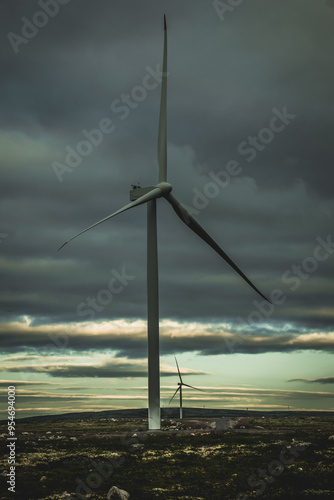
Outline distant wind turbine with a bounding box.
[169,357,204,419]
[58,15,269,430]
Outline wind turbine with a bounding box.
[169,357,204,419]
[58,15,269,430]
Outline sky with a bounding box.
[0,0,334,419]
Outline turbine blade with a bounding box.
[58,187,162,251]
[174,356,183,383]
[169,386,180,404]
[166,193,270,303]
[158,14,167,183]
[182,383,204,392]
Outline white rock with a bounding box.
[107,486,130,499]
[292,440,311,447]
[130,443,144,450]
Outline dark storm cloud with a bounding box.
[1,356,205,378]
[3,362,148,378]
[0,379,59,386]
[0,0,333,354]
[288,377,334,384]
[0,319,333,357]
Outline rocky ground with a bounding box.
[1,414,333,499]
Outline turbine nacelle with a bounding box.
[130,185,156,202]
[129,182,172,202]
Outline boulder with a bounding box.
[227,419,239,430]
[236,417,253,429]
[130,443,144,450]
[107,486,130,499]
[211,418,232,432]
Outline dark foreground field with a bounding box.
[1,410,333,499]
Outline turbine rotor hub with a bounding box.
[156,182,172,197]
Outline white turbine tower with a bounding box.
[169,357,204,419]
[58,15,269,430]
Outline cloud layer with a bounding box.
[1,0,333,414]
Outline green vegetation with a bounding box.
[1,414,333,499]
